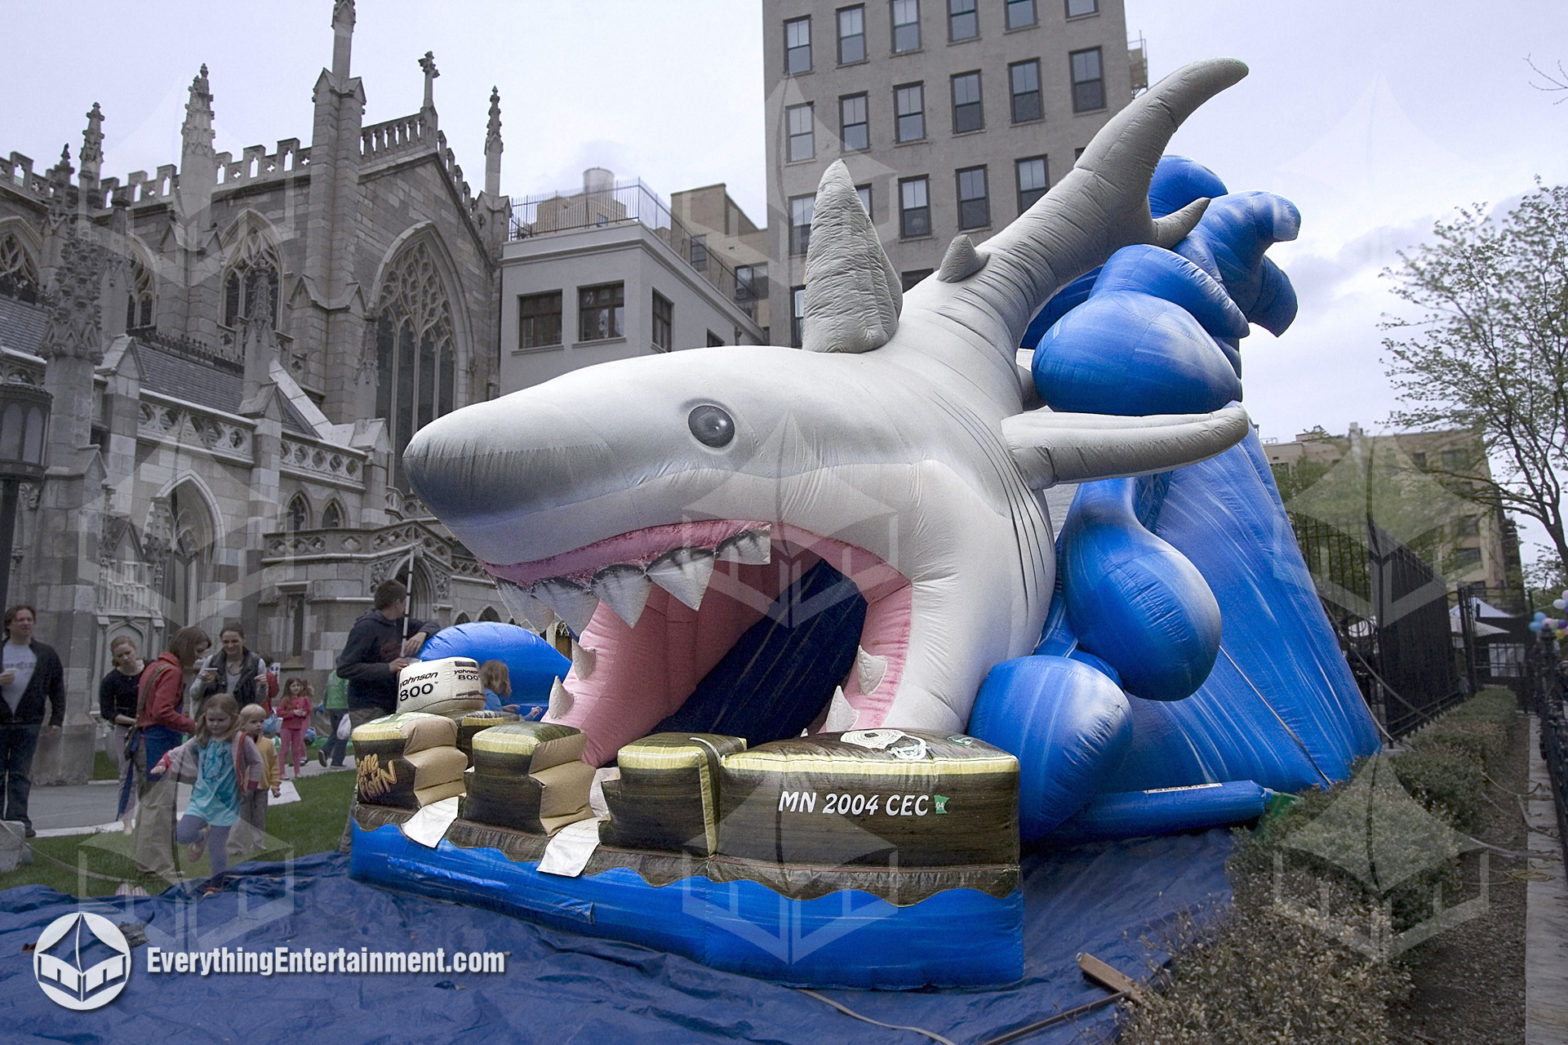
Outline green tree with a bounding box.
[1381,181,1568,570]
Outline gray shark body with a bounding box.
[405,60,1252,765]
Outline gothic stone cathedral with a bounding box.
[0,2,513,781]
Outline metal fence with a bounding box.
[1529,648,1568,867]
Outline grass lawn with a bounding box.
[0,768,357,898]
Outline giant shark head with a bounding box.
[406,60,1253,765]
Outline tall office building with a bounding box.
[762,0,1144,346]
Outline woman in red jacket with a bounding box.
[134,627,209,784]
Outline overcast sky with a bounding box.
[10,1,1568,549]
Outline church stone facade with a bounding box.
[0,1,515,781]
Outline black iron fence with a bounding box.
[1528,646,1568,867]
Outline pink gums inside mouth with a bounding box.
[485,521,911,766]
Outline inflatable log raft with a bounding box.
[349,669,1023,989]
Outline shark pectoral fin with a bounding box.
[1003,404,1249,490]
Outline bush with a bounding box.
[1389,746,1486,832]
[1407,720,1505,773]
[1117,878,1410,1045]
[1446,687,1517,724]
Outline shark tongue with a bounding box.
[649,560,867,743]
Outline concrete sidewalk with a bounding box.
[27,752,357,838]
[1524,716,1568,1045]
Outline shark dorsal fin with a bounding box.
[803,161,901,354]
[937,235,988,282]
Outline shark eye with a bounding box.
[688,404,735,448]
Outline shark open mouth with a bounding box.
[483,520,912,766]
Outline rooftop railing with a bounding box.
[509,178,757,320]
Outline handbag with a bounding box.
[336,712,353,741]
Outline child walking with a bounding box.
[276,677,314,778]
[228,703,280,863]
[162,693,261,888]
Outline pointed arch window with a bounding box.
[373,240,457,488]
[322,501,343,529]
[126,254,155,330]
[286,493,310,532]
[159,486,214,631]
[221,228,280,328]
[0,233,40,303]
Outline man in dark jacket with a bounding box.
[336,579,438,729]
[0,605,64,836]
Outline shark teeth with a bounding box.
[570,639,597,681]
[823,685,859,732]
[547,677,573,718]
[646,547,717,610]
[854,646,888,695]
[716,527,773,565]
[533,579,599,635]
[591,565,653,628]
[496,579,554,631]
[493,525,776,629]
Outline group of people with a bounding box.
[0,577,452,889]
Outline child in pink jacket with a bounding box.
[276,677,314,778]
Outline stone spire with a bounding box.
[79,103,104,189]
[331,0,355,80]
[484,87,502,198]
[176,65,217,223]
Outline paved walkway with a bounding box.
[1524,716,1568,1045]
[28,752,356,837]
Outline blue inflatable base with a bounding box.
[350,823,1023,989]
[0,831,1232,1043]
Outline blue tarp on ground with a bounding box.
[0,830,1231,1043]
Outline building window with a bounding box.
[791,285,806,347]
[787,103,815,162]
[1006,0,1037,29]
[735,263,766,302]
[790,195,814,256]
[286,494,310,532]
[951,71,983,133]
[785,17,811,74]
[900,269,933,292]
[0,232,40,303]
[891,0,920,53]
[1455,515,1482,537]
[895,82,925,142]
[690,235,708,271]
[1454,547,1484,568]
[1071,47,1105,112]
[221,229,280,328]
[126,255,155,330]
[1010,59,1042,122]
[707,330,725,347]
[900,176,930,239]
[1441,447,1469,471]
[651,291,673,351]
[285,590,306,658]
[1016,155,1048,212]
[838,5,866,63]
[518,291,562,349]
[957,166,989,230]
[948,0,977,41]
[1065,0,1098,17]
[579,282,624,341]
[840,93,870,151]
[322,501,343,529]
[373,240,457,489]
[856,184,873,217]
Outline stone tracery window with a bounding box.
[0,233,40,303]
[373,240,457,488]
[286,493,310,532]
[322,500,343,529]
[221,228,280,328]
[126,253,155,330]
